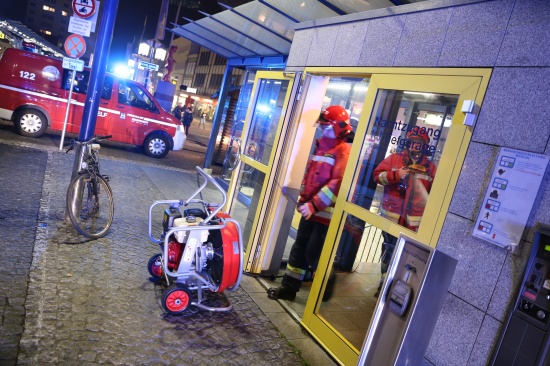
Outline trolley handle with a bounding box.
[189,167,227,223]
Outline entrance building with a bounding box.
[170,1,550,364]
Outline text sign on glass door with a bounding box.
[473,147,549,250]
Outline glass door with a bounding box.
[224,71,300,273]
[300,70,491,366]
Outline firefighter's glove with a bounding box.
[298,202,316,220]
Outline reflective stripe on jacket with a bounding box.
[373,151,437,230]
[299,136,351,225]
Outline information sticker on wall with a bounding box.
[473,147,549,250]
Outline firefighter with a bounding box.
[373,128,437,296]
[267,105,354,301]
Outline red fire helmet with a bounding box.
[406,129,430,144]
[318,105,354,140]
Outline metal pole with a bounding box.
[77,0,119,142]
[59,70,76,150]
[72,0,119,181]
[66,141,86,220]
[167,2,182,51]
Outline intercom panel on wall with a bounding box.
[357,235,457,366]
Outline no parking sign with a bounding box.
[64,34,86,58]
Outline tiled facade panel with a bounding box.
[305,26,339,66]
[330,22,369,66]
[425,293,485,366]
[437,214,507,311]
[358,16,406,67]
[438,0,514,67]
[496,0,550,66]
[474,67,550,153]
[449,142,499,221]
[393,8,452,67]
[287,0,550,364]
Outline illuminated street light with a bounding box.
[154,48,166,61]
[137,39,166,91]
[138,42,150,56]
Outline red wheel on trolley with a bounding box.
[162,284,191,315]
[147,253,163,279]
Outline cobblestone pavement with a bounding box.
[0,139,306,365]
[0,146,48,365]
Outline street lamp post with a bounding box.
[138,40,166,91]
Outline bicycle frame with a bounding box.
[66,135,114,238]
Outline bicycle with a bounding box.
[65,135,114,239]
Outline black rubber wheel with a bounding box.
[15,108,48,137]
[147,253,164,279]
[66,173,114,239]
[143,133,169,158]
[162,284,191,315]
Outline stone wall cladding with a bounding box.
[288,0,550,364]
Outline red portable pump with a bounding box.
[147,167,243,315]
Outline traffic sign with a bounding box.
[139,60,159,71]
[68,16,92,37]
[72,0,96,19]
[62,57,84,71]
[64,34,86,58]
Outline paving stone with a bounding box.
[0,140,307,365]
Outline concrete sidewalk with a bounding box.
[0,138,337,366]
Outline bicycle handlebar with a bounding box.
[88,135,112,144]
[64,135,112,153]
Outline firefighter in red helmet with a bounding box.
[374,128,436,230]
[267,105,353,302]
[372,127,437,296]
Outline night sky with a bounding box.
[109,0,226,70]
[0,0,239,69]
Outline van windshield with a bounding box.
[118,81,155,111]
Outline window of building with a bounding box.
[43,5,55,12]
[41,30,52,35]
[209,74,223,89]
[195,73,206,86]
[214,54,225,65]
[62,10,68,16]
[198,52,210,66]
[185,61,195,75]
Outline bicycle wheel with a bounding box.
[66,173,114,239]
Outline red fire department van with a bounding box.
[0,48,184,158]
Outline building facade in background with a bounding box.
[23,0,97,60]
[170,36,244,121]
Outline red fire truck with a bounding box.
[0,48,184,158]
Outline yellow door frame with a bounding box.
[224,70,298,273]
[297,67,492,366]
